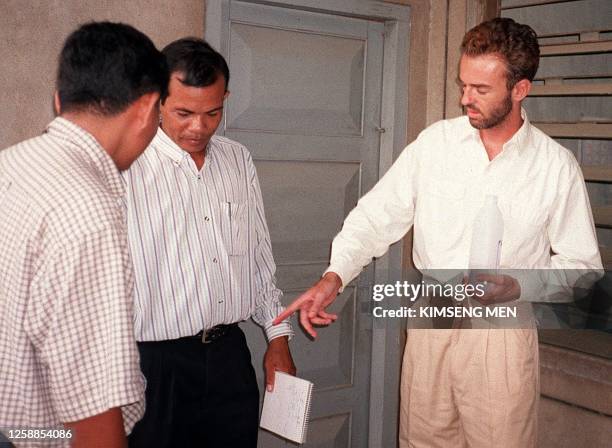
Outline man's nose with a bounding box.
[189,116,206,132]
[461,88,472,106]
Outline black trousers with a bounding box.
[128,326,259,448]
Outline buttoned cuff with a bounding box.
[264,319,293,341]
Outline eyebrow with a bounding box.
[175,106,224,114]
[457,77,491,89]
[204,106,224,114]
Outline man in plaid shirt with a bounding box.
[0,22,168,447]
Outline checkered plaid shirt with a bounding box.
[0,117,145,446]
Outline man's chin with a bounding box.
[180,140,207,152]
[468,117,485,130]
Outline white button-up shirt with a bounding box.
[327,112,602,301]
[123,128,292,341]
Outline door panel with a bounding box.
[254,160,361,266]
[227,24,366,136]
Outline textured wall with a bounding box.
[0,0,205,149]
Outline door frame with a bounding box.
[205,2,410,446]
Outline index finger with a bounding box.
[273,294,309,325]
[273,305,298,325]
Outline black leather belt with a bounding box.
[190,323,237,344]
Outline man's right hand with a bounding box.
[273,272,342,338]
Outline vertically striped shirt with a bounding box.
[123,128,292,342]
[0,117,145,445]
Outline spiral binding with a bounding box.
[301,383,314,443]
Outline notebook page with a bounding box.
[260,372,313,443]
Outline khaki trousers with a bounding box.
[399,328,539,448]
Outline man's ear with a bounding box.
[133,92,161,130]
[512,79,531,103]
[53,91,61,115]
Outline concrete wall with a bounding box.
[0,0,205,149]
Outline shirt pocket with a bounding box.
[503,176,549,229]
[507,200,547,228]
[502,181,548,237]
[500,196,548,263]
[221,201,248,256]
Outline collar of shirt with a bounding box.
[503,108,532,155]
[461,107,533,159]
[153,127,214,173]
[46,116,125,200]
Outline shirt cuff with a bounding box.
[264,319,293,341]
[323,265,352,293]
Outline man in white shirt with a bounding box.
[275,18,602,447]
[124,38,294,448]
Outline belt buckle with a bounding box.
[201,328,214,344]
[201,325,222,344]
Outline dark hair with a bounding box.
[161,37,230,101]
[461,18,540,89]
[57,21,169,115]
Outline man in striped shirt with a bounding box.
[124,38,295,448]
[0,22,168,447]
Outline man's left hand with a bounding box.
[473,273,521,304]
[264,336,296,392]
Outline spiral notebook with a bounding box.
[260,372,314,444]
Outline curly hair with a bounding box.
[461,18,540,89]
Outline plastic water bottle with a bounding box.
[468,195,504,283]
[469,195,504,270]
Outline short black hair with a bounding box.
[57,21,169,115]
[161,37,230,101]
